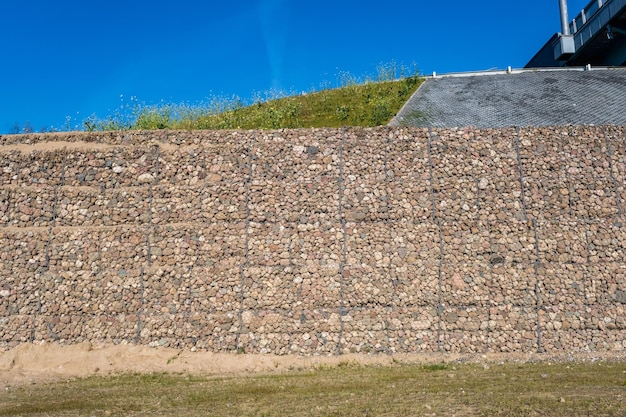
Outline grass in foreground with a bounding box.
[2,361,625,416]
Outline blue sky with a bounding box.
[0,0,590,134]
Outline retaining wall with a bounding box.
[1,126,625,354]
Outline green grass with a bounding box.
[171,76,422,130]
[2,361,625,416]
[8,62,423,134]
[82,63,423,132]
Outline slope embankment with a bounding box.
[1,126,625,355]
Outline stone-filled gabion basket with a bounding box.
[0,126,625,354]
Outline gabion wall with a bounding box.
[0,126,625,354]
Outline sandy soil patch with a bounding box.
[1,342,624,387]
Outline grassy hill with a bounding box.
[86,74,423,131]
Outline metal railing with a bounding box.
[569,0,611,35]
[569,0,605,34]
[564,0,626,54]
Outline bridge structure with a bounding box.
[527,0,626,67]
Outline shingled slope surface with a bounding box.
[390,68,626,128]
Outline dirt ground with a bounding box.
[1,342,624,387]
